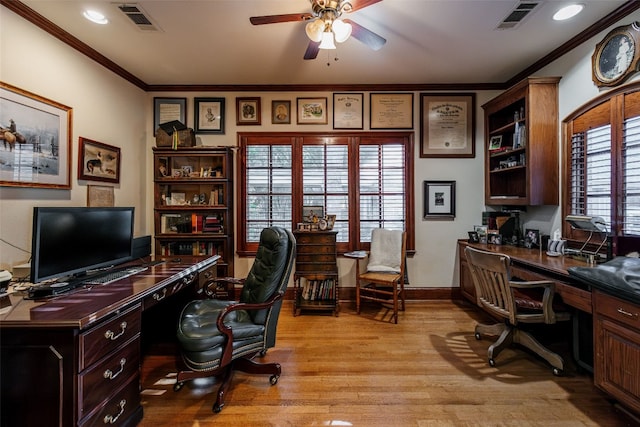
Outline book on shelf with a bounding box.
[203,214,223,233]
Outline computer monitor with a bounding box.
[30,207,135,284]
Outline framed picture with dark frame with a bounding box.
[592,22,640,87]
[0,81,72,189]
[370,93,413,129]
[236,97,261,125]
[194,97,225,134]
[333,92,363,129]
[297,97,328,125]
[302,205,324,223]
[153,97,186,135]
[78,137,121,183]
[272,100,291,124]
[423,180,456,219]
[419,92,475,158]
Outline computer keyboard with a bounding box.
[84,266,148,285]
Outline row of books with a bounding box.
[160,213,223,233]
[159,241,224,256]
[300,279,335,301]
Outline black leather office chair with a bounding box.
[174,226,296,413]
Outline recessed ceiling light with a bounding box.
[83,10,108,25]
[553,4,584,21]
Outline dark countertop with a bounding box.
[567,256,640,305]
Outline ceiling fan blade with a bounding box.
[343,19,386,51]
[250,13,313,25]
[304,41,321,60]
[349,0,383,13]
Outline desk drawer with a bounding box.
[144,270,197,310]
[78,336,140,417]
[595,291,640,331]
[79,304,142,370]
[295,233,336,245]
[510,265,592,312]
[79,376,140,427]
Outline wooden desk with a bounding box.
[458,241,594,312]
[458,240,640,418]
[0,256,219,427]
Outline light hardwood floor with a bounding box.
[139,300,636,426]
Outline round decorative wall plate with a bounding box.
[592,22,640,88]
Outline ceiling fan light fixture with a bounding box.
[305,19,324,42]
[319,31,336,49]
[332,19,352,43]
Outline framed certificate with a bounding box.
[333,93,363,129]
[369,93,413,129]
[420,93,475,158]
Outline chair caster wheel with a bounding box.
[213,403,223,413]
[488,358,496,367]
[173,382,184,392]
[475,332,481,340]
[270,374,279,385]
[552,368,563,376]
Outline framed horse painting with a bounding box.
[78,137,121,184]
[0,82,72,189]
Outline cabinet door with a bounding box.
[594,291,640,414]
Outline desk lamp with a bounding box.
[565,215,609,261]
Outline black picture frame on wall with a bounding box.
[194,97,225,134]
[153,97,186,135]
[423,180,456,220]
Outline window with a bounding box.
[238,132,414,255]
[564,83,640,253]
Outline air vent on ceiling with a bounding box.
[116,4,161,32]
[496,1,541,30]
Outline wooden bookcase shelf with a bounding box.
[293,230,339,316]
[482,77,560,206]
[152,146,234,278]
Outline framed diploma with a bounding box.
[420,93,475,158]
[369,93,413,129]
[333,93,363,129]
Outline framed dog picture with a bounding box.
[78,137,121,183]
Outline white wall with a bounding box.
[0,9,148,274]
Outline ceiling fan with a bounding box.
[249,0,386,60]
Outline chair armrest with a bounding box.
[509,280,558,323]
[215,291,286,366]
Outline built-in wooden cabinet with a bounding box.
[593,290,640,415]
[152,147,234,278]
[293,230,339,316]
[482,77,560,206]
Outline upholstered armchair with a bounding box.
[174,226,296,413]
[464,246,571,375]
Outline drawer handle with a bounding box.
[203,270,213,279]
[103,399,126,424]
[103,358,126,380]
[104,321,127,341]
[617,308,639,319]
[153,288,167,301]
